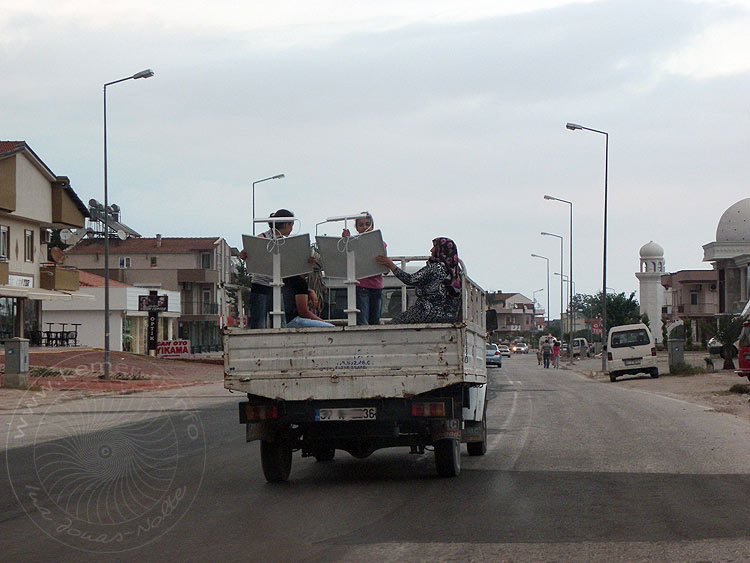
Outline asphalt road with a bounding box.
[2,355,749,561]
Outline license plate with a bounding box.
[624,359,641,366]
[315,408,377,421]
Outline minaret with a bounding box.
[635,241,666,343]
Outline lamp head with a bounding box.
[541,231,549,236]
[273,174,285,179]
[132,69,154,79]
[566,122,582,131]
[544,195,554,200]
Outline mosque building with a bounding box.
[702,198,750,314]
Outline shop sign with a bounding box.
[157,340,191,358]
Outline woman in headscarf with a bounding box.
[375,237,462,324]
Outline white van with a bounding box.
[605,323,658,382]
[571,337,590,357]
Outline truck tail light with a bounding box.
[651,347,656,357]
[412,402,446,417]
[607,352,613,361]
[245,405,278,421]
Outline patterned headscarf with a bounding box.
[428,237,462,297]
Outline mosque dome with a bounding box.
[716,198,750,243]
[639,240,664,258]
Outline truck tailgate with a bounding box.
[224,323,486,401]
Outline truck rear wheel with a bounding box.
[261,437,292,483]
[467,406,488,457]
[435,438,461,477]
[650,368,659,379]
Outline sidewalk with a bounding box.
[0,348,224,412]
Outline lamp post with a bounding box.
[541,231,564,342]
[103,68,154,380]
[554,273,576,340]
[532,288,544,307]
[531,254,550,326]
[544,195,573,357]
[252,174,285,235]
[566,122,608,371]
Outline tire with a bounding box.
[314,448,335,462]
[467,415,488,456]
[435,438,461,477]
[609,373,617,382]
[650,368,659,379]
[261,437,293,483]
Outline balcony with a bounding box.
[675,303,717,316]
[39,264,80,291]
[177,269,219,284]
[0,260,8,285]
[181,300,219,315]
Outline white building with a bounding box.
[702,198,750,314]
[43,271,181,353]
[635,240,666,343]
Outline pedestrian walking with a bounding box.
[552,339,561,369]
[541,338,552,369]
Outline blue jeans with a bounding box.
[357,287,383,325]
[286,317,334,328]
[249,287,272,329]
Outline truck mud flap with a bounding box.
[462,422,483,443]
[430,418,461,442]
[246,422,272,443]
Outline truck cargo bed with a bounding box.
[224,323,486,401]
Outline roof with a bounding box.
[78,270,131,288]
[68,236,224,255]
[0,140,89,218]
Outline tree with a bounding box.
[640,312,650,330]
[714,314,746,370]
[570,291,641,329]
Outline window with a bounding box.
[119,257,131,268]
[200,252,211,269]
[610,329,651,348]
[24,229,33,262]
[690,292,699,306]
[0,226,8,259]
[150,256,157,267]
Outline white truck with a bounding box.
[223,257,488,482]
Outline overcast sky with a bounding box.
[2,0,749,319]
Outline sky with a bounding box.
[2,0,750,320]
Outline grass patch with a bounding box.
[113,372,151,380]
[729,383,750,394]
[28,366,77,378]
[669,362,706,376]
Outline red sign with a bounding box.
[590,319,603,334]
[157,340,191,358]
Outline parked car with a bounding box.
[485,343,503,367]
[498,345,512,357]
[511,342,529,354]
[707,337,723,355]
[606,323,658,382]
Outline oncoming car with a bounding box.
[498,345,512,357]
[511,342,529,354]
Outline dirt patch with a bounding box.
[573,357,750,423]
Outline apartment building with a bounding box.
[65,236,234,352]
[486,292,537,334]
[0,141,89,340]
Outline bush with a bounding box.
[669,362,706,376]
[729,383,750,394]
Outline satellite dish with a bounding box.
[116,229,127,241]
[50,247,66,264]
[59,229,74,243]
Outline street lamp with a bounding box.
[532,288,544,307]
[103,68,154,380]
[541,231,564,342]
[531,254,550,325]
[566,121,608,371]
[252,174,285,235]
[544,194,573,356]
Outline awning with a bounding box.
[0,287,95,301]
